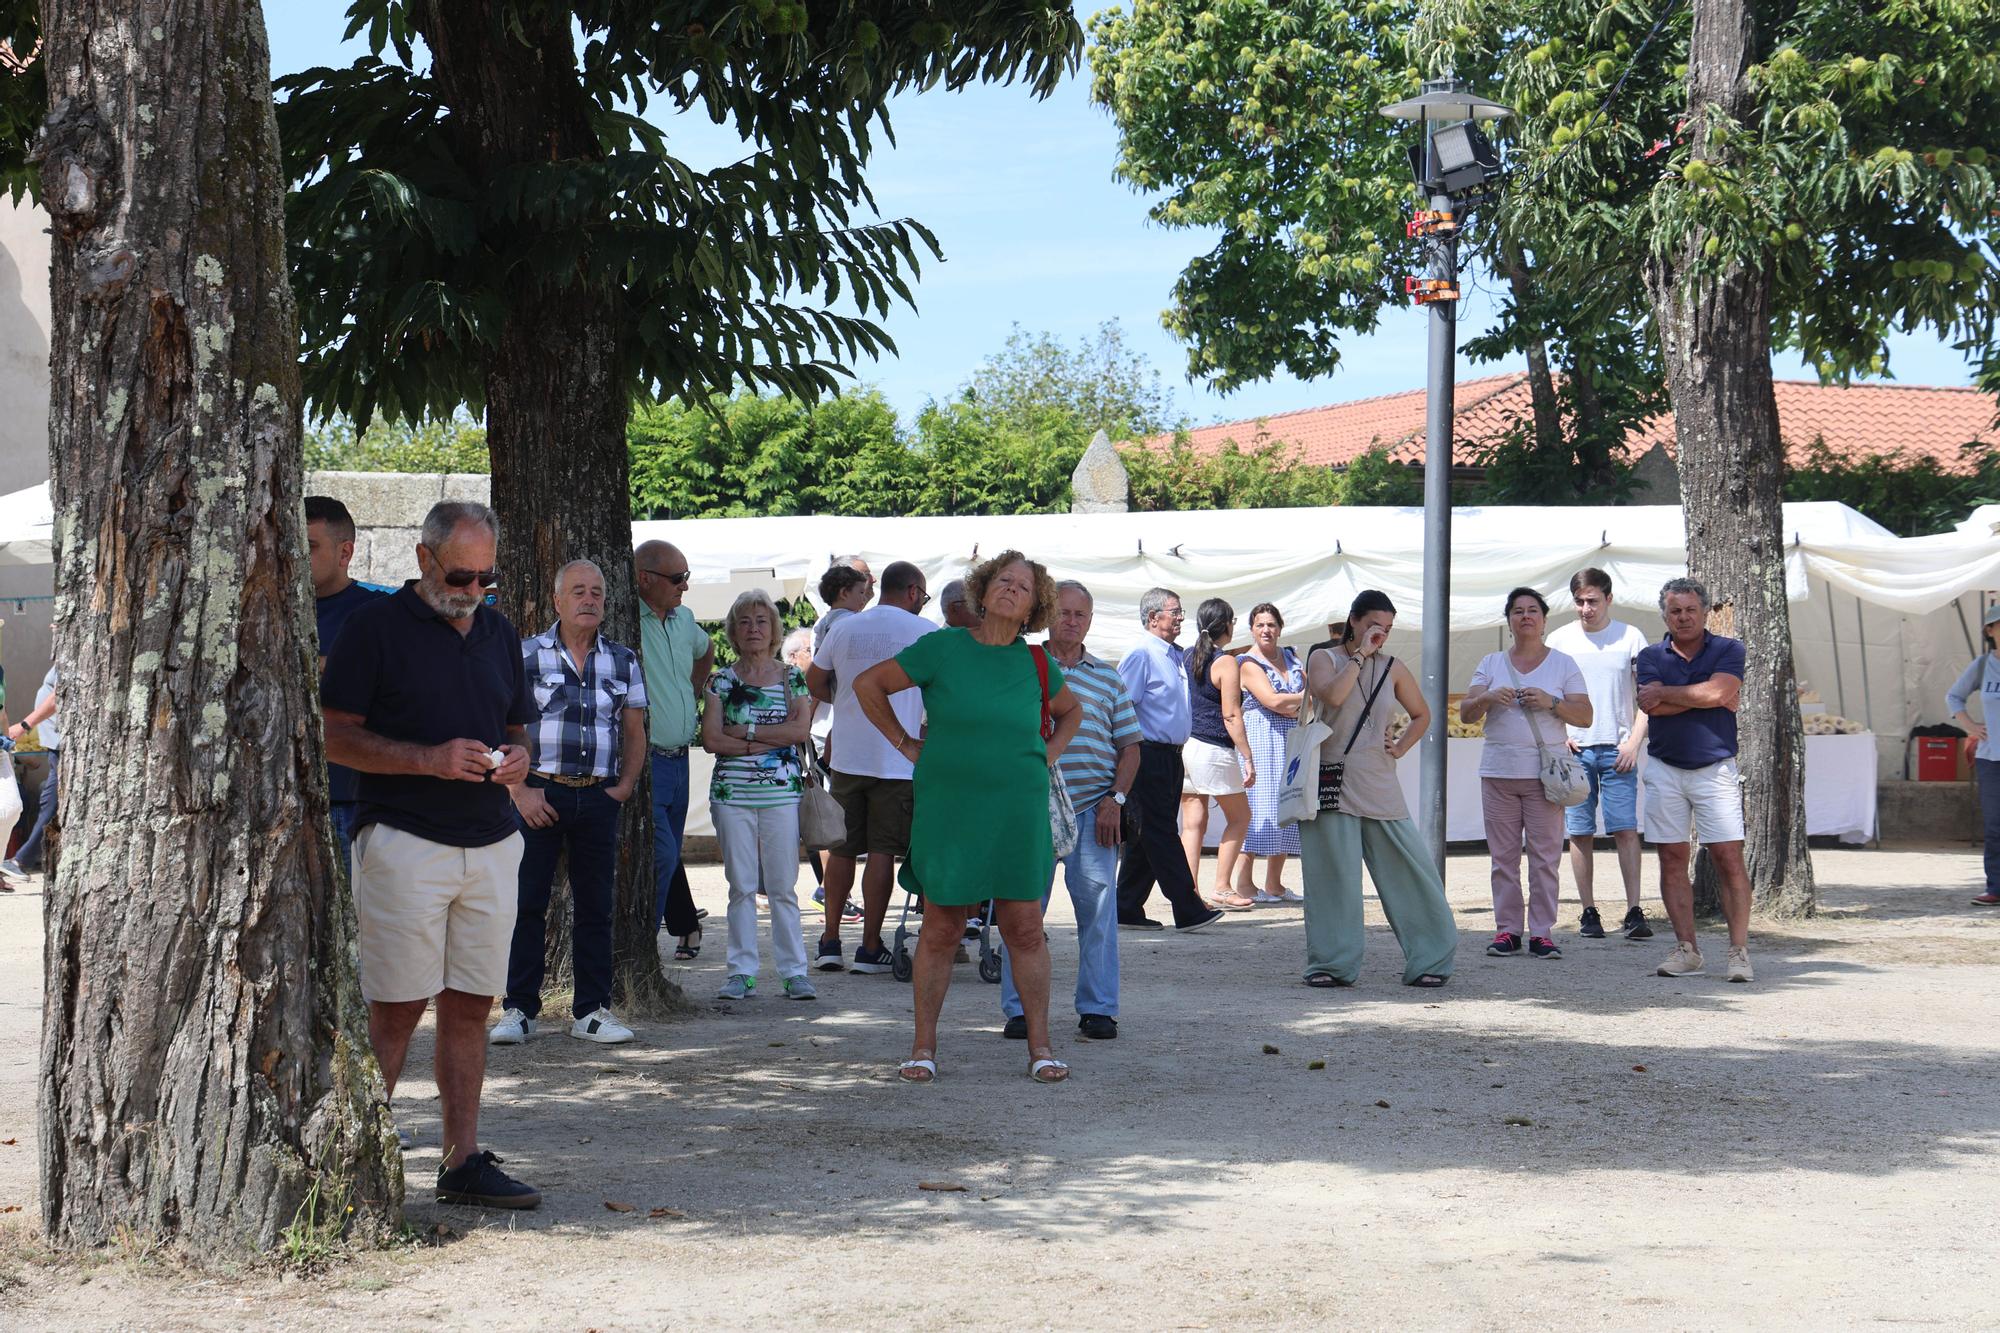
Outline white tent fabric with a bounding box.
[0,481,50,567]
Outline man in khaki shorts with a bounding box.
[323,501,540,1209]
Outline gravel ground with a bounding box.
[1,843,1997,1329]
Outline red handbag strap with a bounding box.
[1030,644,1054,740]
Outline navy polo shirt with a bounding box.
[321,582,536,847]
[1636,631,1747,771]
[316,580,388,803]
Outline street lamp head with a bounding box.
[1428,122,1503,194]
[1378,89,1516,123]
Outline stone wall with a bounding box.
[304,470,492,585]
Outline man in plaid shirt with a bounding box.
[490,559,648,1046]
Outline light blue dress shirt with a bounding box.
[1117,633,1191,745]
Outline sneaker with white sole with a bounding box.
[782,974,817,1000]
[1655,942,1704,976]
[717,974,756,1000]
[1726,946,1753,983]
[488,1007,535,1045]
[569,1007,634,1043]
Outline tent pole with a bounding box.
[1854,593,1872,730]
[1827,587,1846,718]
[1953,597,1977,658]
[1416,120,1456,876]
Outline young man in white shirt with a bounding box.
[1546,568,1655,940]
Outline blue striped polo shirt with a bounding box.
[1054,648,1142,809]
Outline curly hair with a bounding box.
[818,563,868,606]
[964,549,1059,634]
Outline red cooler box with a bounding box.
[1914,736,1961,781]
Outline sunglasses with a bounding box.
[443,568,500,589]
[643,568,691,587]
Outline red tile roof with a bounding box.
[1155,374,2000,474]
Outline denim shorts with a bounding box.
[1564,744,1640,837]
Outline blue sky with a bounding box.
[265,8,1983,431]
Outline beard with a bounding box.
[420,577,483,621]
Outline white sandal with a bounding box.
[898,1056,937,1083]
[1029,1057,1070,1084]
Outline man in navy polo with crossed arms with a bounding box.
[1636,576,1754,983]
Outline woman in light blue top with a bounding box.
[1945,602,2000,907]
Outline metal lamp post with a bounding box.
[1380,78,1514,873]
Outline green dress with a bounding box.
[894,629,1065,906]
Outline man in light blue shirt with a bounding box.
[1113,588,1222,933]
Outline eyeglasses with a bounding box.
[641,568,691,587]
[443,568,500,589]
[916,592,933,609]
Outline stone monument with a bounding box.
[1070,429,1131,514]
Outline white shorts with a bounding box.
[352,823,524,1003]
[1643,758,1745,845]
[1182,738,1246,797]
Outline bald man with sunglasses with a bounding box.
[636,540,715,948]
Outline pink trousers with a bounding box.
[1481,776,1563,939]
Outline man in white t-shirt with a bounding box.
[1546,568,1654,941]
[807,561,934,974]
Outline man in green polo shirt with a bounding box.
[636,540,714,941]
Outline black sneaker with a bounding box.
[1528,935,1562,959]
[1485,932,1523,956]
[851,943,893,974]
[814,937,845,972]
[1079,1014,1118,1040]
[1118,916,1165,932]
[1002,1015,1028,1040]
[436,1150,541,1210]
[1621,905,1655,939]
[1578,907,1605,939]
[1176,907,1226,933]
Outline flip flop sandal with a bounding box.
[1205,898,1255,912]
[898,1057,938,1083]
[1407,974,1449,988]
[1304,973,1352,988]
[1029,1058,1070,1083]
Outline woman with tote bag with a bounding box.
[1461,587,1593,960]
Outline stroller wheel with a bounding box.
[892,942,913,983]
[978,952,1002,984]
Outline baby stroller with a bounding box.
[891,889,1002,984]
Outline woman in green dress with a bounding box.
[854,550,1083,1084]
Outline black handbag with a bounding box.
[1318,657,1393,812]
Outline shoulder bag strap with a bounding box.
[1031,644,1054,740]
[1504,655,1553,757]
[1342,655,1395,755]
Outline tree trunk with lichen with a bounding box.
[32,0,401,1252]
[1642,0,1815,920]
[413,0,688,1015]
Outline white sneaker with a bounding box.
[569,1007,635,1044]
[1726,946,1754,983]
[1655,942,1704,977]
[488,1007,535,1045]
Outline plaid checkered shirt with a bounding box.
[522,625,648,779]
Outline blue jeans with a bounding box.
[16,750,56,870]
[330,801,360,882]
[1564,744,1640,837]
[508,780,622,1019]
[651,750,691,932]
[1979,759,2000,894]
[1001,797,1120,1020]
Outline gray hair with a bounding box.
[780,626,814,660]
[940,578,970,608]
[1139,586,1178,627]
[421,500,498,551]
[554,557,604,590]
[1658,576,1710,614]
[1055,579,1093,606]
[724,588,784,659]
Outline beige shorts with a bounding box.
[1182,738,1246,797]
[1643,757,1746,846]
[352,822,524,1003]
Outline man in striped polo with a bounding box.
[1000,579,1140,1042]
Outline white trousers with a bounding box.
[712,799,806,980]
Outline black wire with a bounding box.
[1509,0,1689,199]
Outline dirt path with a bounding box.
[3,845,1998,1329]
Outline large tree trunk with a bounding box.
[1501,240,1565,465]
[415,0,688,1014]
[33,0,400,1252]
[1642,0,1815,919]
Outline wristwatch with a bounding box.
[747,721,758,741]
[1111,791,1128,807]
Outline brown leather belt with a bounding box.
[537,772,605,788]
